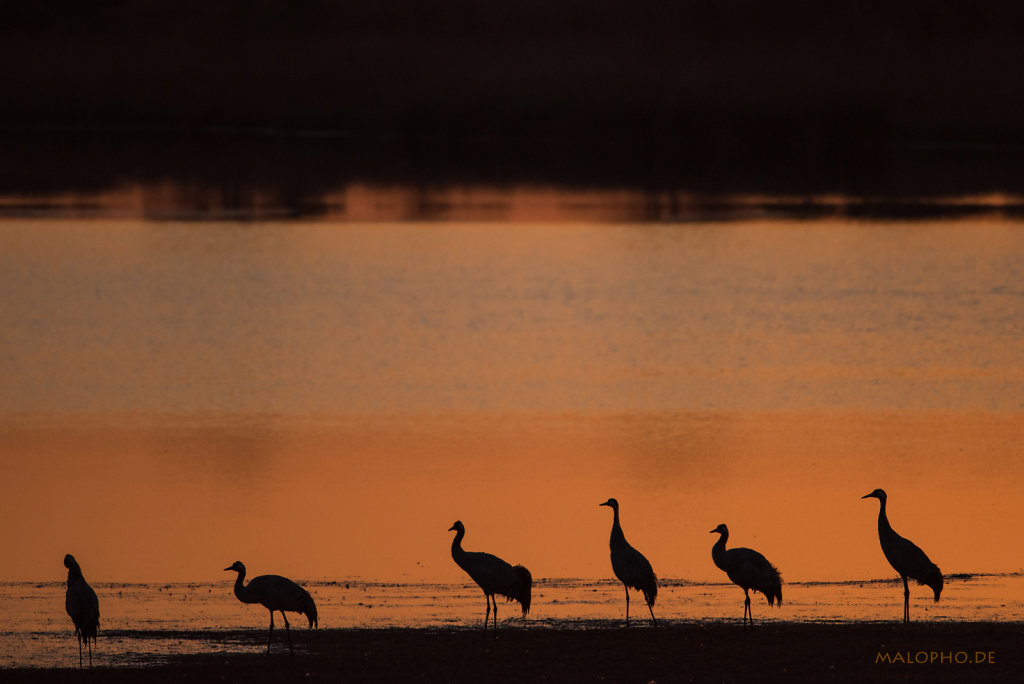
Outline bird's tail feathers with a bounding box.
[512,565,532,616]
[77,622,99,642]
[918,564,943,602]
[642,572,658,608]
[74,614,99,641]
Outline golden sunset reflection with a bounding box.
[5,183,1024,222]
[3,409,1022,587]
[1,216,1022,602]
[8,1,1024,675]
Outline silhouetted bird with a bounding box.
[448,520,532,637]
[709,524,782,629]
[862,488,943,622]
[64,554,100,668]
[224,561,318,655]
[599,498,658,626]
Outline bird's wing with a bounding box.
[725,548,778,587]
[612,542,656,586]
[461,551,516,592]
[66,580,100,624]
[246,574,312,612]
[883,533,936,578]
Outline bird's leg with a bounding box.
[78,633,83,669]
[744,589,752,630]
[87,635,93,668]
[903,577,910,623]
[267,609,275,655]
[646,599,658,626]
[493,598,499,639]
[283,611,294,655]
[483,595,491,638]
[624,585,630,627]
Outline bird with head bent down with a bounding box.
[64,554,100,668]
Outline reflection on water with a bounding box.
[2,216,1024,647]
[5,182,1024,222]
[4,411,1022,586]
[3,575,1022,668]
[5,219,1024,416]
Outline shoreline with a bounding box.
[5,622,1022,682]
[4,127,1024,205]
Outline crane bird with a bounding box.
[862,488,943,622]
[599,498,658,626]
[224,561,318,655]
[448,520,532,638]
[64,554,100,668]
[709,524,782,629]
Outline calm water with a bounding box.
[2,213,1024,668]
[3,574,1023,668]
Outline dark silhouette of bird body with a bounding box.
[64,554,99,668]
[448,521,532,637]
[862,489,942,622]
[709,524,782,629]
[599,498,658,626]
[224,561,318,655]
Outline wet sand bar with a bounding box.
[6,622,1023,683]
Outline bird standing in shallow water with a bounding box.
[862,488,943,622]
[709,524,782,629]
[599,498,658,626]
[448,520,532,638]
[224,561,318,655]
[64,554,100,668]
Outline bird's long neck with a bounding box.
[451,528,469,569]
[232,568,254,603]
[609,507,626,546]
[876,497,895,538]
[711,531,729,570]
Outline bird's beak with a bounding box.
[861,493,873,499]
[709,529,717,534]
[448,525,456,532]
[598,501,609,507]
[223,566,234,571]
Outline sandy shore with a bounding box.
[5,621,1022,683]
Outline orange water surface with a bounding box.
[1,217,1022,593]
